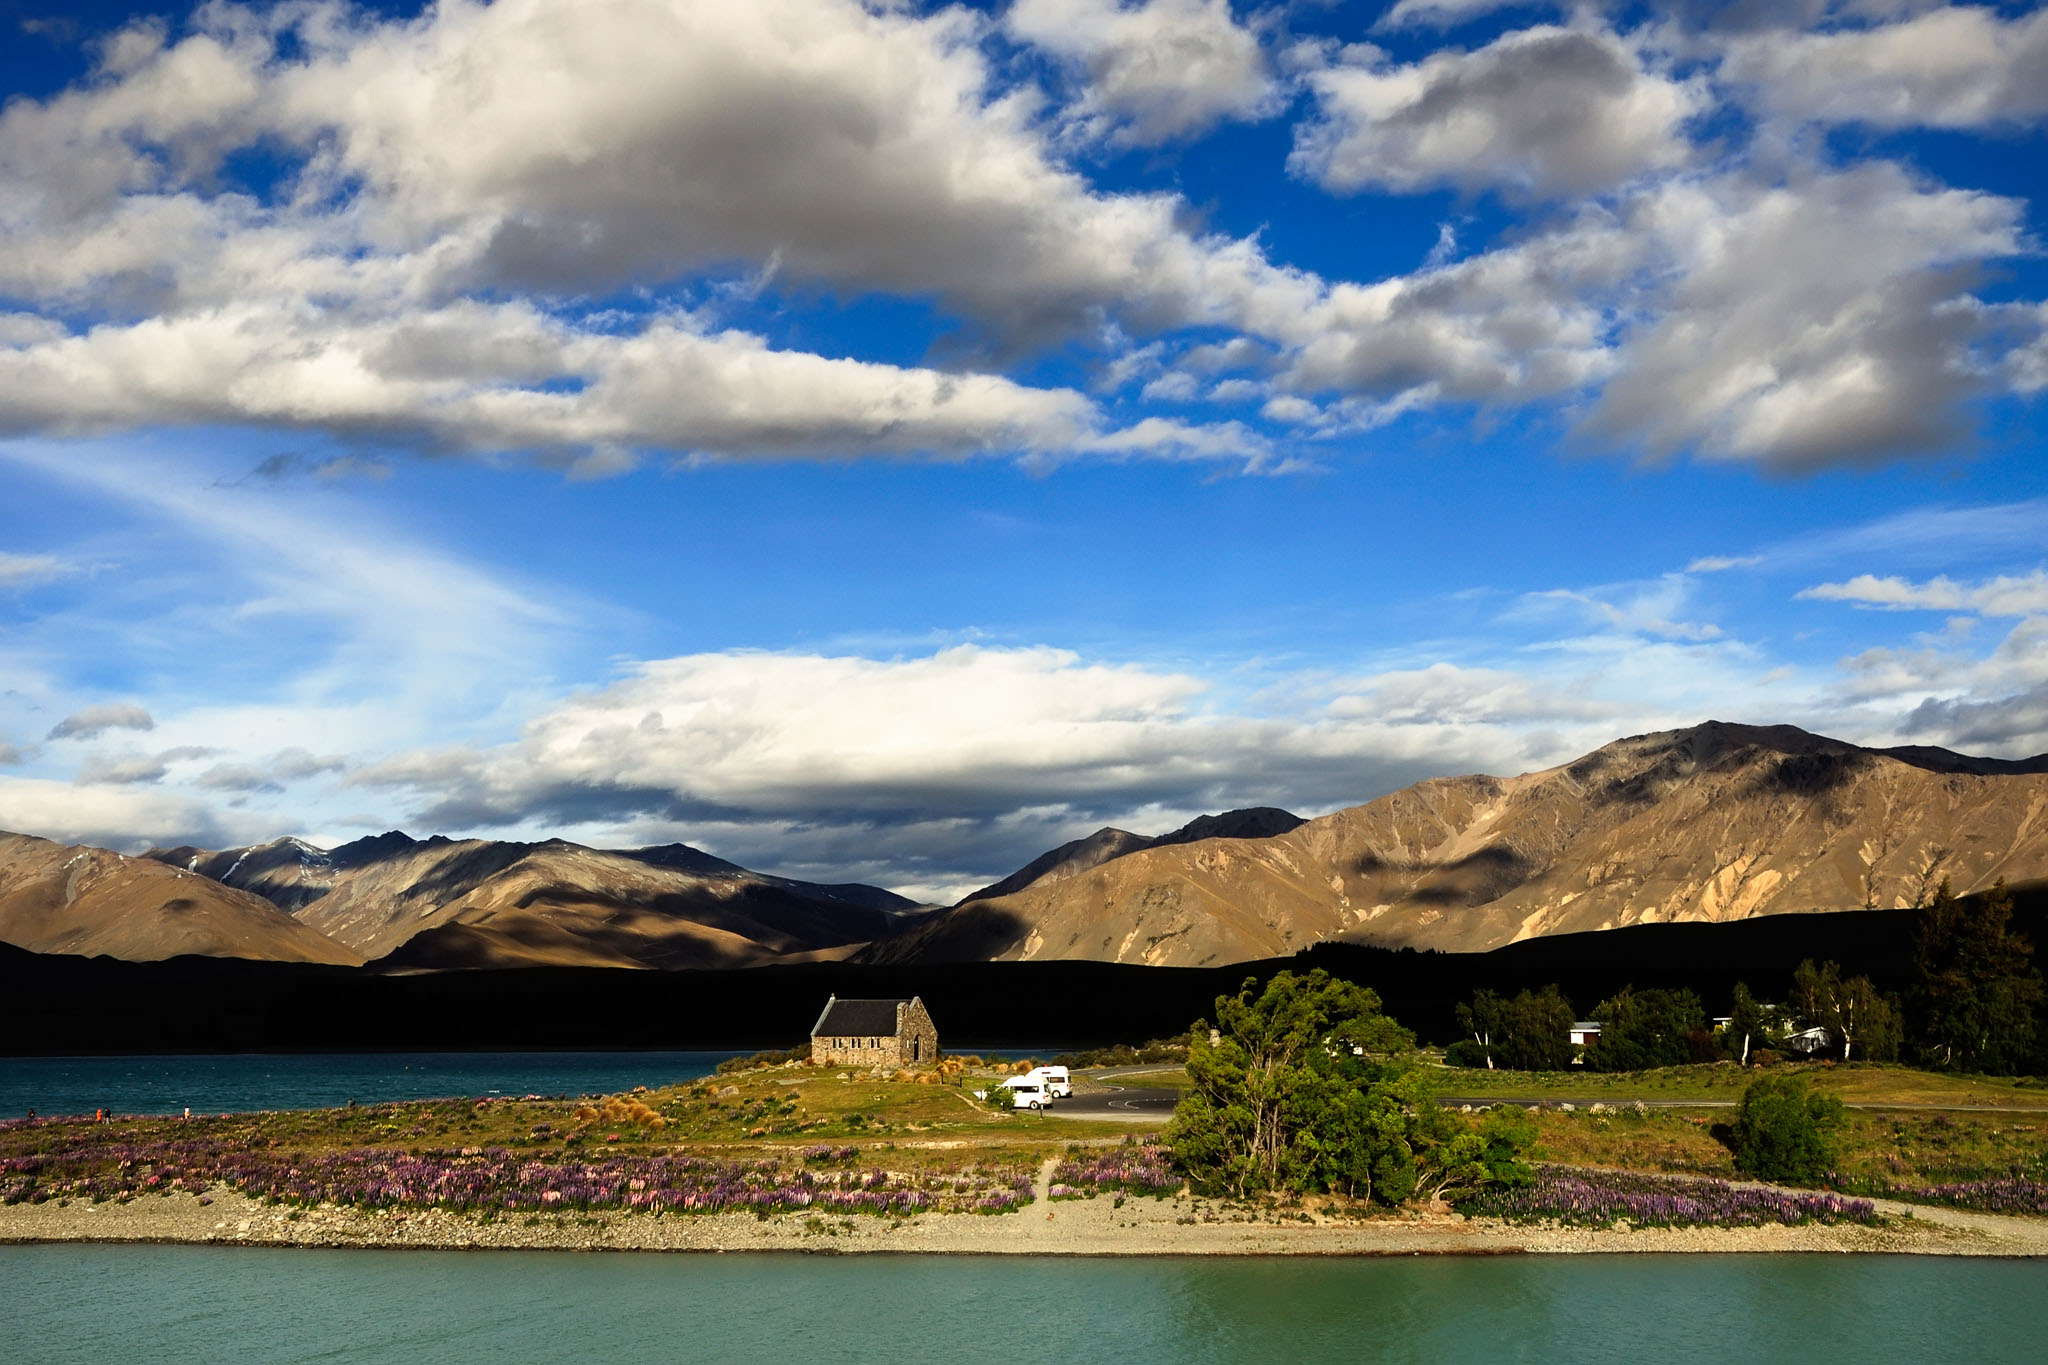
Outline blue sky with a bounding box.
[0,0,2045,899]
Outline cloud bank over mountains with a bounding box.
[2,1,2045,898]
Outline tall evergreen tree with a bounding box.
[1909,879,2043,1073]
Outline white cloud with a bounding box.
[1799,569,2048,617]
[1379,0,1548,29]
[1833,614,2048,756]
[1720,6,2048,130]
[1006,0,1278,145]
[1581,163,2026,468]
[0,0,2038,486]
[1293,24,1704,199]
[1518,573,1726,642]
[336,634,1762,891]
[73,748,211,786]
[0,552,78,588]
[1686,554,1763,573]
[1274,198,1628,404]
[0,298,1124,464]
[47,703,154,741]
[0,775,235,851]
[0,0,1316,467]
[255,0,1315,335]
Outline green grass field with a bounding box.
[1425,1057,2048,1108]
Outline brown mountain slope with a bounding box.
[862,722,2048,967]
[0,832,363,965]
[145,832,921,970]
[958,807,1304,904]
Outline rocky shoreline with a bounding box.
[6,1182,2045,1257]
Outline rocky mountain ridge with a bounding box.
[7,721,2047,972]
[0,831,365,966]
[139,831,921,971]
[862,721,2048,968]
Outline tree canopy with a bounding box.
[1167,969,1532,1204]
[1909,879,2043,1074]
[1582,986,1708,1071]
[1791,959,1901,1064]
[1450,986,1576,1071]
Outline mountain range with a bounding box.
[3,721,2045,971]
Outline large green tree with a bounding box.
[1583,987,1707,1071]
[1167,970,1531,1203]
[1909,879,2043,1074]
[1450,986,1575,1071]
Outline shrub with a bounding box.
[1730,1075,1844,1185]
[1443,1039,1492,1069]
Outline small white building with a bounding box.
[1783,1025,1833,1056]
[1568,1021,1603,1047]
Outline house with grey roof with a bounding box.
[810,995,939,1069]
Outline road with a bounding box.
[1054,1071,1180,1121]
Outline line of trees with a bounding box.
[1444,880,2045,1076]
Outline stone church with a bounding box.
[810,995,939,1068]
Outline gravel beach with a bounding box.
[6,1173,2045,1257]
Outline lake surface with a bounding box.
[1,1246,2041,1363]
[0,1052,746,1118]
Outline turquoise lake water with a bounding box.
[0,1052,746,1117]
[1,1246,2041,1363]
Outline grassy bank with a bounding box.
[10,1056,2048,1231]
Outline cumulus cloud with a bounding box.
[0,775,233,851]
[1800,570,2048,616]
[1902,681,2048,754]
[1841,613,2048,756]
[336,642,1718,893]
[0,0,1310,467]
[1580,163,2025,468]
[1720,6,2048,130]
[0,303,1108,462]
[47,703,155,741]
[1006,0,1278,145]
[1272,195,1630,405]
[0,0,2037,482]
[1292,25,1704,199]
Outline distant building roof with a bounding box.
[1570,1021,1603,1032]
[811,996,914,1037]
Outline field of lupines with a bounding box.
[1456,1165,1881,1229]
[1050,1138,1179,1199]
[1841,1175,2048,1216]
[0,1116,1036,1217]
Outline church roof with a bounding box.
[811,996,915,1037]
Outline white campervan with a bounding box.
[999,1076,1050,1110]
[1035,1066,1073,1099]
